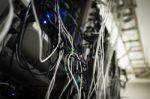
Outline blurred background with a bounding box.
[0,0,149,99]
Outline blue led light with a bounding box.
[43,20,47,24]
[59,10,65,21]
[46,11,54,21]
[39,16,48,25]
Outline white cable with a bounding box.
[0,82,9,86]
[31,0,61,63]
[87,19,107,99]
[58,54,80,99]
[66,53,81,99]
[58,78,72,99]
[0,0,14,45]
[57,1,82,98]
[45,50,64,99]
[87,2,113,98]
[64,51,83,99]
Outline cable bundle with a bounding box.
[3,0,121,98]
[32,0,83,98]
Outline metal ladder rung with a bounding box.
[130,58,144,61]
[122,27,137,31]
[123,39,139,43]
